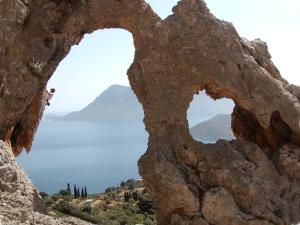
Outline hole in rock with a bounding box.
[188,91,235,143]
[16,29,148,196]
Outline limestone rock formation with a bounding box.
[1,0,300,225]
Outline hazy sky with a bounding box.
[46,0,300,114]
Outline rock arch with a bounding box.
[1,0,300,224]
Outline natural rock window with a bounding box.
[188,91,235,143]
[1,1,300,225]
[16,29,148,194]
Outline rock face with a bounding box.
[1,0,300,225]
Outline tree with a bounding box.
[59,189,69,197]
[74,185,77,198]
[67,183,71,195]
[39,192,48,199]
[126,179,136,190]
[132,191,139,201]
[128,182,135,190]
[77,187,80,198]
[124,191,131,202]
[81,187,84,198]
[120,181,126,187]
[84,186,87,198]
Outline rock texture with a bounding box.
[1,0,300,225]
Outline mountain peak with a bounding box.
[62,84,143,121]
[107,84,129,89]
[190,114,234,142]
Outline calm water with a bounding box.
[17,120,148,194]
[16,117,210,194]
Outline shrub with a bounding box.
[51,193,62,201]
[120,181,126,187]
[39,192,48,199]
[105,198,111,205]
[44,198,55,208]
[132,191,140,201]
[81,202,92,214]
[101,202,109,211]
[105,187,115,193]
[54,200,72,214]
[59,189,69,197]
[126,179,136,190]
[29,59,45,74]
[128,183,135,190]
[64,195,73,202]
[138,195,155,215]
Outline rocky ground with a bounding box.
[0,141,92,225]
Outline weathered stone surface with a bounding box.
[1,0,300,224]
[202,188,273,225]
[276,144,300,181]
[232,106,300,155]
[10,90,46,156]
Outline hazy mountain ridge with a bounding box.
[190,114,235,141]
[61,85,143,121]
[56,85,234,122]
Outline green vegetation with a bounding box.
[42,179,157,225]
[29,58,46,74]
[59,189,70,197]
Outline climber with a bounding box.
[45,88,55,106]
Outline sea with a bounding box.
[16,118,209,194]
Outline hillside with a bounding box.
[42,179,156,225]
[58,85,234,121]
[190,114,235,142]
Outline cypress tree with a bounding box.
[74,185,77,198]
[124,191,130,202]
[67,183,71,195]
[81,187,84,198]
[77,187,80,198]
[84,186,87,198]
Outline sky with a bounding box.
[46,0,300,115]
